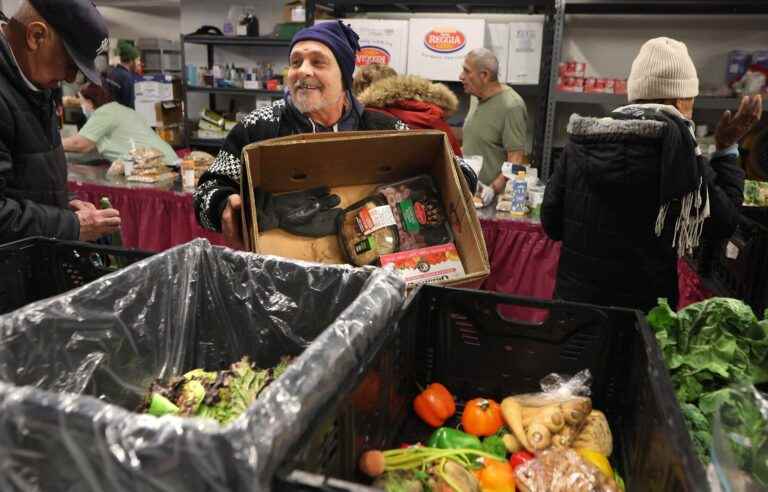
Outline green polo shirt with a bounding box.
[79,102,178,164]
[462,85,527,185]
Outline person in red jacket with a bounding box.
[355,64,462,156]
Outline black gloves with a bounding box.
[254,186,343,238]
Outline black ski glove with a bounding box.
[254,186,343,238]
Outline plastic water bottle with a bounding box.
[510,172,528,217]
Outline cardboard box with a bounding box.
[241,130,489,288]
[486,23,509,84]
[154,100,183,126]
[406,18,486,82]
[343,18,409,74]
[559,61,586,78]
[283,0,332,22]
[507,19,544,85]
[584,78,615,94]
[135,79,182,127]
[557,76,584,93]
[614,79,628,95]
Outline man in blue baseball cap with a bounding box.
[194,21,409,249]
[0,0,120,243]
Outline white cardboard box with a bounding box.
[406,18,486,82]
[342,18,409,74]
[486,23,510,83]
[507,19,544,85]
[134,80,175,126]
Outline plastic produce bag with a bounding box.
[502,370,594,453]
[709,385,768,492]
[515,448,620,492]
[0,239,405,492]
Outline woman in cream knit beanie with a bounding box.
[627,37,699,103]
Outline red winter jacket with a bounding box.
[358,75,462,156]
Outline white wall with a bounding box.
[98,6,181,41]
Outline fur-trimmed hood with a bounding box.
[358,75,459,115]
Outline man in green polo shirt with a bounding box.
[460,48,527,206]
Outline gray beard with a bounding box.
[292,89,344,115]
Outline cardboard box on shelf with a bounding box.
[283,0,332,22]
[584,78,615,94]
[154,100,183,126]
[406,18,486,82]
[559,61,586,78]
[487,23,509,84]
[507,19,544,85]
[614,79,628,95]
[557,76,584,93]
[135,78,182,126]
[343,18,409,74]
[240,130,489,288]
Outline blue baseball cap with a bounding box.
[29,0,110,85]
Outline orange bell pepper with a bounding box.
[476,460,515,492]
[413,383,456,427]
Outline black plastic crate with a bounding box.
[709,207,768,316]
[275,286,706,492]
[0,236,152,315]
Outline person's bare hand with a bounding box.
[715,95,763,150]
[221,194,245,250]
[77,207,121,242]
[69,199,96,212]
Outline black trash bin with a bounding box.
[0,239,406,492]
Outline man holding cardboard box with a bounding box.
[194,21,407,249]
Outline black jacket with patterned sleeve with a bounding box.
[194,96,407,232]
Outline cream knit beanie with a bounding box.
[627,37,699,102]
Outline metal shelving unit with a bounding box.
[186,86,284,97]
[539,0,768,179]
[315,0,551,14]
[553,91,768,111]
[181,1,316,149]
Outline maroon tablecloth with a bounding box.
[479,218,561,322]
[68,181,225,251]
[67,174,712,311]
[478,217,713,317]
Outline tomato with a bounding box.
[462,398,504,437]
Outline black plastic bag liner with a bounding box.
[0,239,405,491]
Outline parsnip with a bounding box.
[526,422,552,451]
[501,397,532,452]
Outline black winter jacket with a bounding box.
[0,34,79,243]
[194,97,407,231]
[541,110,744,312]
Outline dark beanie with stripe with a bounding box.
[290,21,360,90]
